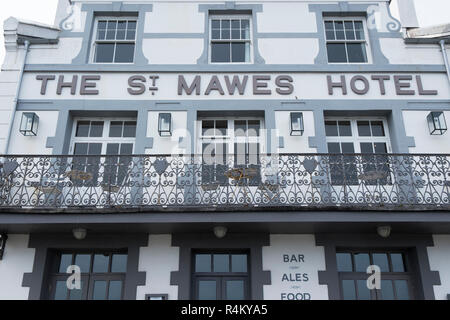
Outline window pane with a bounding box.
[241,20,250,39]
[93,281,107,300]
[212,29,220,40]
[211,20,220,29]
[120,143,133,155]
[74,143,88,155]
[90,121,104,137]
[213,254,230,273]
[344,21,355,40]
[211,43,231,63]
[347,43,367,63]
[336,253,353,272]
[248,120,260,137]
[357,121,371,136]
[338,121,352,136]
[371,121,385,137]
[88,143,102,155]
[231,255,247,272]
[221,19,230,29]
[394,280,410,300]
[59,254,73,273]
[325,121,338,136]
[360,143,374,154]
[98,21,107,30]
[114,44,135,63]
[106,143,120,155]
[198,281,217,300]
[235,120,247,137]
[356,280,371,300]
[97,29,106,41]
[373,253,390,272]
[327,43,347,63]
[54,281,68,300]
[93,254,110,273]
[107,21,117,31]
[374,143,387,154]
[341,142,355,154]
[75,254,91,273]
[221,28,230,39]
[380,280,395,300]
[342,280,356,300]
[202,120,215,136]
[226,280,245,300]
[127,21,137,31]
[326,30,335,40]
[354,253,370,272]
[232,29,241,40]
[391,253,406,272]
[111,254,127,273]
[106,30,116,40]
[116,30,126,40]
[109,121,123,137]
[354,21,365,40]
[232,42,246,62]
[95,43,115,63]
[108,281,123,300]
[69,280,83,300]
[126,30,136,40]
[76,121,90,137]
[215,120,228,136]
[334,21,345,40]
[328,142,341,153]
[196,254,211,272]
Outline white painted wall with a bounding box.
[380,39,444,65]
[258,39,318,64]
[402,110,450,154]
[275,111,316,153]
[142,39,204,64]
[263,235,328,300]
[8,111,59,154]
[0,235,35,300]
[145,3,204,33]
[427,235,450,300]
[26,39,83,64]
[0,70,20,154]
[136,235,179,300]
[146,111,188,155]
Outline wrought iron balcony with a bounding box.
[0,154,449,211]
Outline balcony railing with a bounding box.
[0,154,449,211]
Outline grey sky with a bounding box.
[1,0,449,64]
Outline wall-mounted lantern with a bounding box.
[158,113,172,137]
[0,233,7,260]
[290,112,304,136]
[19,112,39,136]
[427,111,447,135]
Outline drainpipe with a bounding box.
[440,40,450,88]
[3,40,30,155]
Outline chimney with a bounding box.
[394,0,420,29]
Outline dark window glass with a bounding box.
[336,253,353,272]
[211,43,231,63]
[357,121,371,136]
[391,254,405,272]
[394,280,410,300]
[114,43,135,63]
[371,121,385,136]
[226,280,245,300]
[127,21,137,31]
[212,30,220,40]
[69,281,83,300]
[232,43,246,62]
[74,143,88,155]
[109,121,123,137]
[342,280,356,300]
[215,120,228,136]
[374,143,387,153]
[202,120,215,136]
[54,281,68,300]
[341,142,355,154]
[75,254,91,273]
[373,253,390,272]
[338,121,352,136]
[212,20,220,29]
[59,254,73,273]
[347,43,367,63]
[231,255,247,273]
[98,21,107,30]
[111,254,128,273]
[360,143,374,154]
[213,254,230,273]
[95,43,115,63]
[93,281,107,300]
[108,281,123,300]
[126,30,136,40]
[248,120,260,137]
[334,21,345,40]
[106,143,120,155]
[327,43,347,63]
[198,281,217,300]
[345,21,355,40]
[325,121,338,136]
[93,254,109,273]
[380,280,395,300]
[356,280,371,300]
[90,121,104,137]
[76,121,90,137]
[328,142,341,153]
[354,21,364,40]
[354,253,370,272]
[120,143,133,155]
[196,254,212,273]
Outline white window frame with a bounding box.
[196,117,265,155]
[325,117,392,153]
[208,15,253,64]
[70,118,137,155]
[323,17,372,64]
[90,16,138,64]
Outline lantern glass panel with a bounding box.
[427,112,447,135]
[159,113,172,136]
[290,112,304,136]
[20,113,39,136]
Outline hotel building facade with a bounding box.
[0,0,450,300]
